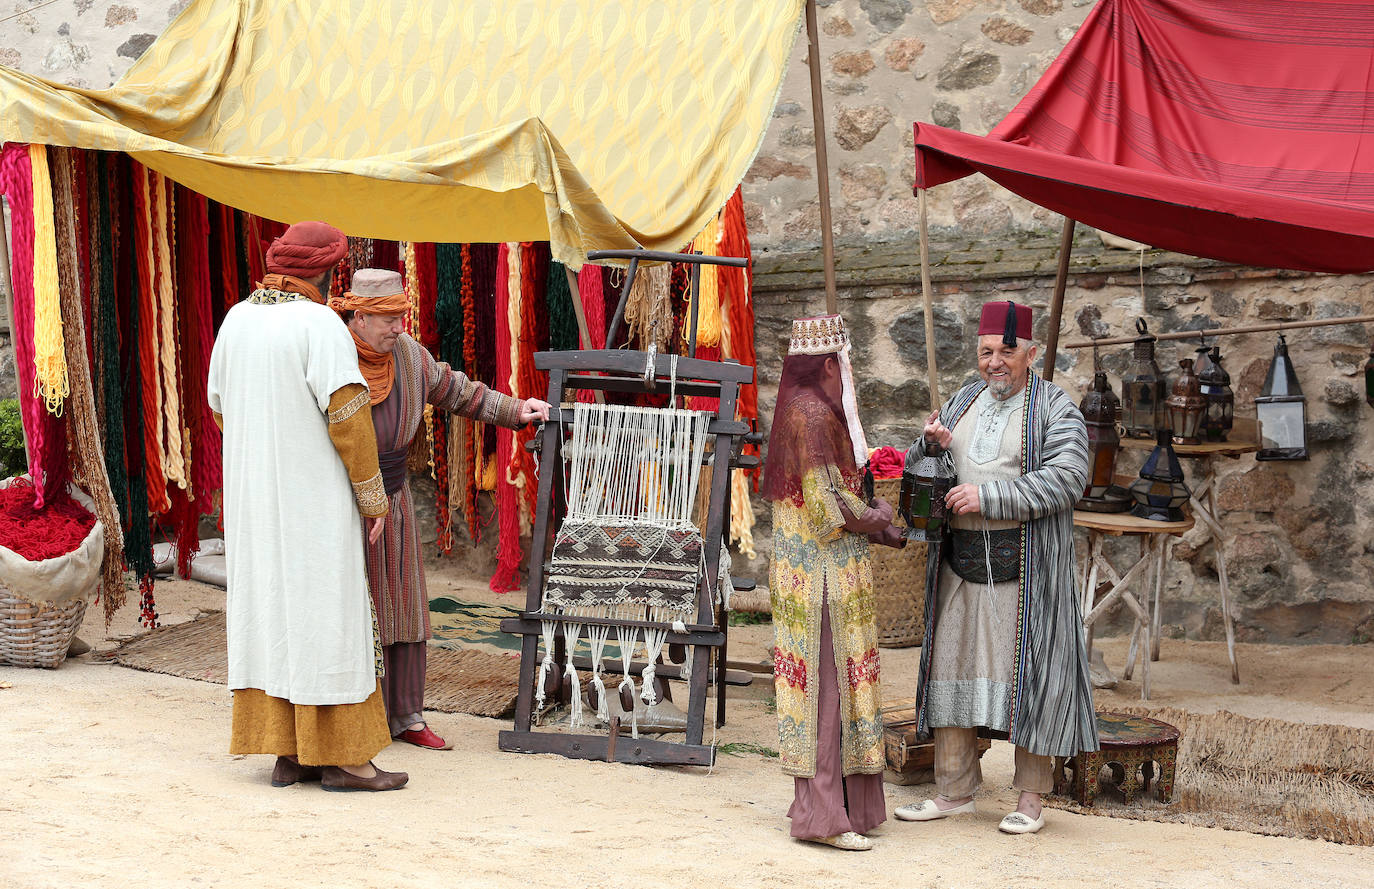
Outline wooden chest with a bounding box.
[881,700,991,785]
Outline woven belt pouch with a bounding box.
[947,528,1021,584]
[543,521,702,613]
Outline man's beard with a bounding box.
[988,376,1018,400]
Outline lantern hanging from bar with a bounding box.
[899,442,957,543]
[1128,428,1191,522]
[1077,349,1130,512]
[1255,333,1308,461]
[1191,337,1214,381]
[1198,345,1234,442]
[1121,318,1168,438]
[1165,357,1206,445]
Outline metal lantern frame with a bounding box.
[1255,333,1309,462]
[1165,357,1206,445]
[1122,318,1168,439]
[899,443,956,543]
[1198,344,1234,442]
[1129,428,1191,522]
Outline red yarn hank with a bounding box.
[0,143,70,508]
[489,244,522,593]
[718,187,760,483]
[0,480,96,562]
[433,417,453,555]
[575,263,605,404]
[459,244,481,540]
[415,242,440,353]
[131,163,169,515]
[513,243,546,523]
[177,189,222,502]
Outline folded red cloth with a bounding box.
[869,445,905,479]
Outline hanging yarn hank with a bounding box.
[470,244,501,490]
[623,262,673,352]
[50,146,128,611]
[459,244,481,539]
[152,172,190,495]
[504,243,529,533]
[546,261,579,352]
[131,165,170,515]
[27,144,71,415]
[513,242,547,532]
[687,214,723,350]
[543,402,712,715]
[488,244,522,592]
[0,143,70,507]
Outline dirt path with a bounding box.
[2,572,1372,889]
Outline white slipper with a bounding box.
[894,798,976,821]
[806,831,873,851]
[998,810,1045,834]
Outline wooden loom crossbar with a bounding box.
[499,348,753,767]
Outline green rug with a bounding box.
[429,597,522,651]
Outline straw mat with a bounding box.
[104,611,519,718]
[1044,705,1374,846]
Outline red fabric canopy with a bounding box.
[914,0,1374,274]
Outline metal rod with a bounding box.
[804,0,838,314]
[1063,313,1374,349]
[917,188,940,407]
[603,256,639,349]
[0,196,30,462]
[586,248,745,268]
[1041,216,1077,382]
[688,260,702,360]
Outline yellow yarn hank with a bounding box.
[27,144,70,415]
[403,241,421,337]
[623,261,673,351]
[688,213,722,348]
[504,243,532,535]
[729,468,757,560]
[152,170,188,489]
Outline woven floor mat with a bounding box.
[103,610,519,719]
[1044,705,1374,846]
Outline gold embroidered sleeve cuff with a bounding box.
[352,472,388,517]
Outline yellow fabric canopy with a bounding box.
[0,0,802,267]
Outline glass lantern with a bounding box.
[1255,334,1308,461]
[899,443,957,543]
[1165,358,1206,445]
[1129,428,1191,522]
[1198,345,1234,442]
[1121,319,1168,438]
[1077,358,1130,513]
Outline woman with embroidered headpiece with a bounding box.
[761,314,903,852]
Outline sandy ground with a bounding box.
[3,569,1374,889]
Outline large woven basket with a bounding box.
[0,592,88,668]
[871,477,927,648]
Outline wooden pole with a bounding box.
[0,196,30,461]
[1041,216,1077,382]
[804,0,838,314]
[1062,313,1374,349]
[917,188,940,407]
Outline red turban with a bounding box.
[265,221,348,277]
[977,300,1033,345]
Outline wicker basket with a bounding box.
[0,590,88,668]
[871,477,927,648]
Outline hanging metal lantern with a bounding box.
[1191,338,1214,381]
[1121,318,1168,438]
[899,443,957,543]
[1165,358,1206,445]
[1364,341,1374,409]
[1255,334,1308,461]
[1077,351,1130,513]
[1198,345,1234,442]
[1129,428,1191,522]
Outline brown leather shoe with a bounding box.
[270,756,323,787]
[321,763,409,792]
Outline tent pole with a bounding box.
[1042,216,1076,382]
[804,0,838,314]
[0,196,30,462]
[918,188,940,408]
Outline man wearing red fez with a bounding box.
[208,221,409,792]
[329,269,550,751]
[896,300,1096,834]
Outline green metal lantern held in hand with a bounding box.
[899,442,957,543]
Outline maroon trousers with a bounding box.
[787,593,887,838]
[381,641,426,737]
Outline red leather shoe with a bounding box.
[396,726,452,750]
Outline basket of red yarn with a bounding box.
[0,476,104,668]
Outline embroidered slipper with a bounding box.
[806,831,873,851]
[894,798,976,821]
[998,810,1045,834]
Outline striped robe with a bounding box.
[906,373,1099,758]
[368,334,523,644]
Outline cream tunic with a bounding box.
[926,388,1024,732]
[207,299,375,706]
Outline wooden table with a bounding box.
[1054,711,1180,806]
[1119,418,1258,684]
[1074,508,1194,700]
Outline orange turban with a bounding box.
[328,268,413,405]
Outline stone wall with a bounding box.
[749,238,1374,646]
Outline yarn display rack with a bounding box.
[499,250,758,768]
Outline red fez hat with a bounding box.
[977,300,1033,346]
[265,221,348,277]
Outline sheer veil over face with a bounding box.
[760,353,860,505]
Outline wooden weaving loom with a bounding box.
[499,250,758,767]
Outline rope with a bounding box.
[562,621,584,727]
[534,618,557,712]
[27,144,70,415]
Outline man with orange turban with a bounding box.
[331,268,551,750]
[209,222,409,792]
